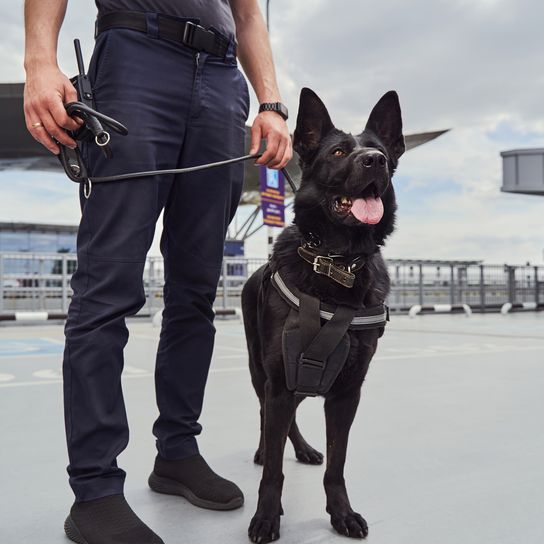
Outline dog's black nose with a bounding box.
[359,150,386,168]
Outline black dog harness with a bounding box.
[264,265,389,397]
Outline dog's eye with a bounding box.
[332,148,346,157]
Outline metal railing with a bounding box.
[0,252,542,315]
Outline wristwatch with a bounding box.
[258,102,289,121]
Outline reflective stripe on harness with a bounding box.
[270,270,389,330]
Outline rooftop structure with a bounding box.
[501,148,544,196]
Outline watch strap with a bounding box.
[259,102,289,120]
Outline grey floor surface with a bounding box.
[0,312,543,544]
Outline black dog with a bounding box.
[241,88,404,542]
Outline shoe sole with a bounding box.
[64,515,88,544]
[148,471,244,511]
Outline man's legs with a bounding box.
[63,24,193,504]
[149,48,249,508]
[62,23,197,543]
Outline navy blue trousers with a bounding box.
[62,17,249,502]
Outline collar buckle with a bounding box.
[313,255,333,275]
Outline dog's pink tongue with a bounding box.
[350,197,384,224]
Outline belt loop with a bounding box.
[226,39,237,62]
[145,12,159,39]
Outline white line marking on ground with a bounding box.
[217,354,248,359]
[0,344,541,389]
[130,334,160,341]
[124,365,149,374]
[0,373,15,382]
[33,369,62,379]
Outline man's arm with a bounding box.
[230,0,292,170]
[24,0,79,154]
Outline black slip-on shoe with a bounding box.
[148,453,244,511]
[64,494,164,544]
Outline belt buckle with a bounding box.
[182,21,198,47]
[182,20,216,53]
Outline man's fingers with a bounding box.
[41,108,77,149]
[63,81,78,103]
[62,83,84,127]
[256,134,280,166]
[277,140,293,170]
[267,138,288,170]
[250,123,262,155]
[31,126,60,155]
[24,105,59,154]
[50,95,80,132]
[39,109,75,152]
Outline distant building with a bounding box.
[0,222,77,253]
[0,222,78,278]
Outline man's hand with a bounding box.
[24,64,80,155]
[250,111,292,170]
[231,0,292,170]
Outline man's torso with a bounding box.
[95,0,236,40]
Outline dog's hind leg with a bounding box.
[253,397,265,464]
[288,401,324,465]
[242,269,268,464]
[248,382,296,543]
[323,389,369,539]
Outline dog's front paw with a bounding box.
[330,510,368,539]
[295,445,324,465]
[248,511,281,543]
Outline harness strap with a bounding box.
[299,292,321,348]
[270,269,389,330]
[294,293,357,397]
[302,304,356,363]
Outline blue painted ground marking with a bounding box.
[0,338,64,358]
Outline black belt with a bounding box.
[95,11,231,57]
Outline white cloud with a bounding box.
[2,0,543,264]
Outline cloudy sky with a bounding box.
[1,0,543,263]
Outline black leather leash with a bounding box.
[58,101,298,198]
[57,39,298,198]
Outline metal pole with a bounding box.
[450,264,455,305]
[222,258,228,311]
[38,256,45,311]
[0,254,4,314]
[479,264,485,312]
[418,264,423,305]
[534,265,539,305]
[507,266,516,303]
[62,255,68,313]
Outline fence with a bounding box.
[0,252,542,316]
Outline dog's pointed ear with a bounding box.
[293,88,335,162]
[364,91,405,163]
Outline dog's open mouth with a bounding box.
[332,183,384,225]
